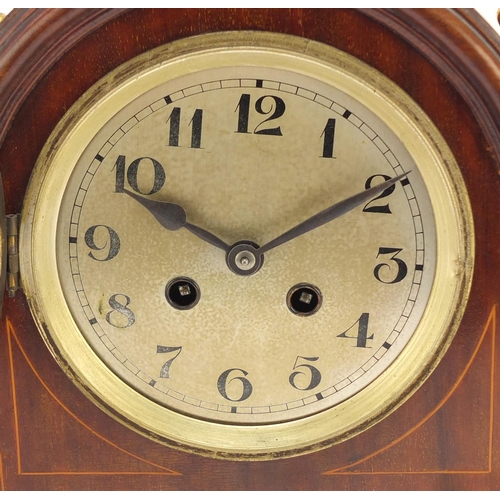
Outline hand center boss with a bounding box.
[121,172,409,276]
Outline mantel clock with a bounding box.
[0,8,499,490]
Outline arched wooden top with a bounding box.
[1,9,500,170]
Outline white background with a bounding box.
[0,6,499,36]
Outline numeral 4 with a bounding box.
[337,312,373,348]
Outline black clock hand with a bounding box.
[121,188,230,252]
[257,172,410,256]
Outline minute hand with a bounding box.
[257,172,410,256]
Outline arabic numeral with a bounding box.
[289,356,322,391]
[235,94,285,135]
[337,313,374,348]
[320,118,336,158]
[363,174,395,214]
[374,247,408,284]
[166,107,181,146]
[166,107,203,148]
[217,368,253,402]
[189,109,203,148]
[113,155,165,195]
[105,294,135,329]
[84,225,121,261]
[157,346,182,379]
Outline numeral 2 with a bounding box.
[363,174,396,214]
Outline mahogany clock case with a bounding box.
[0,8,499,490]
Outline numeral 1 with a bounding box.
[189,109,203,148]
[321,118,336,158]
[166,107,181,146]
[235,93,251,133]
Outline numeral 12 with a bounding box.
[235,94,285,135]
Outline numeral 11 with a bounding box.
[166,107,203,148]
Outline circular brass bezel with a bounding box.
[20,32,474,460]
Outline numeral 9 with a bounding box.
[85,225,121,261]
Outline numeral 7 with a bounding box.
[157,345,182,378]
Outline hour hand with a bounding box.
[121,188,230,252]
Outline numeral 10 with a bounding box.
[114,155,166,195]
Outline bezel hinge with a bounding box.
[6,214,20,297]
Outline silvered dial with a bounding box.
[56,63,435,424]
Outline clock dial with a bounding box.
[21,33,472,456]
[58,66,434,424]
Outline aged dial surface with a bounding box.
[57,66,434,424]
[22,33,471,455]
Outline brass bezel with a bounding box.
[19,32,474,460]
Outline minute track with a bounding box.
[65,61,432,425]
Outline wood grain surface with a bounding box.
[0,8,499,490]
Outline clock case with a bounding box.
[0,8,500,490]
